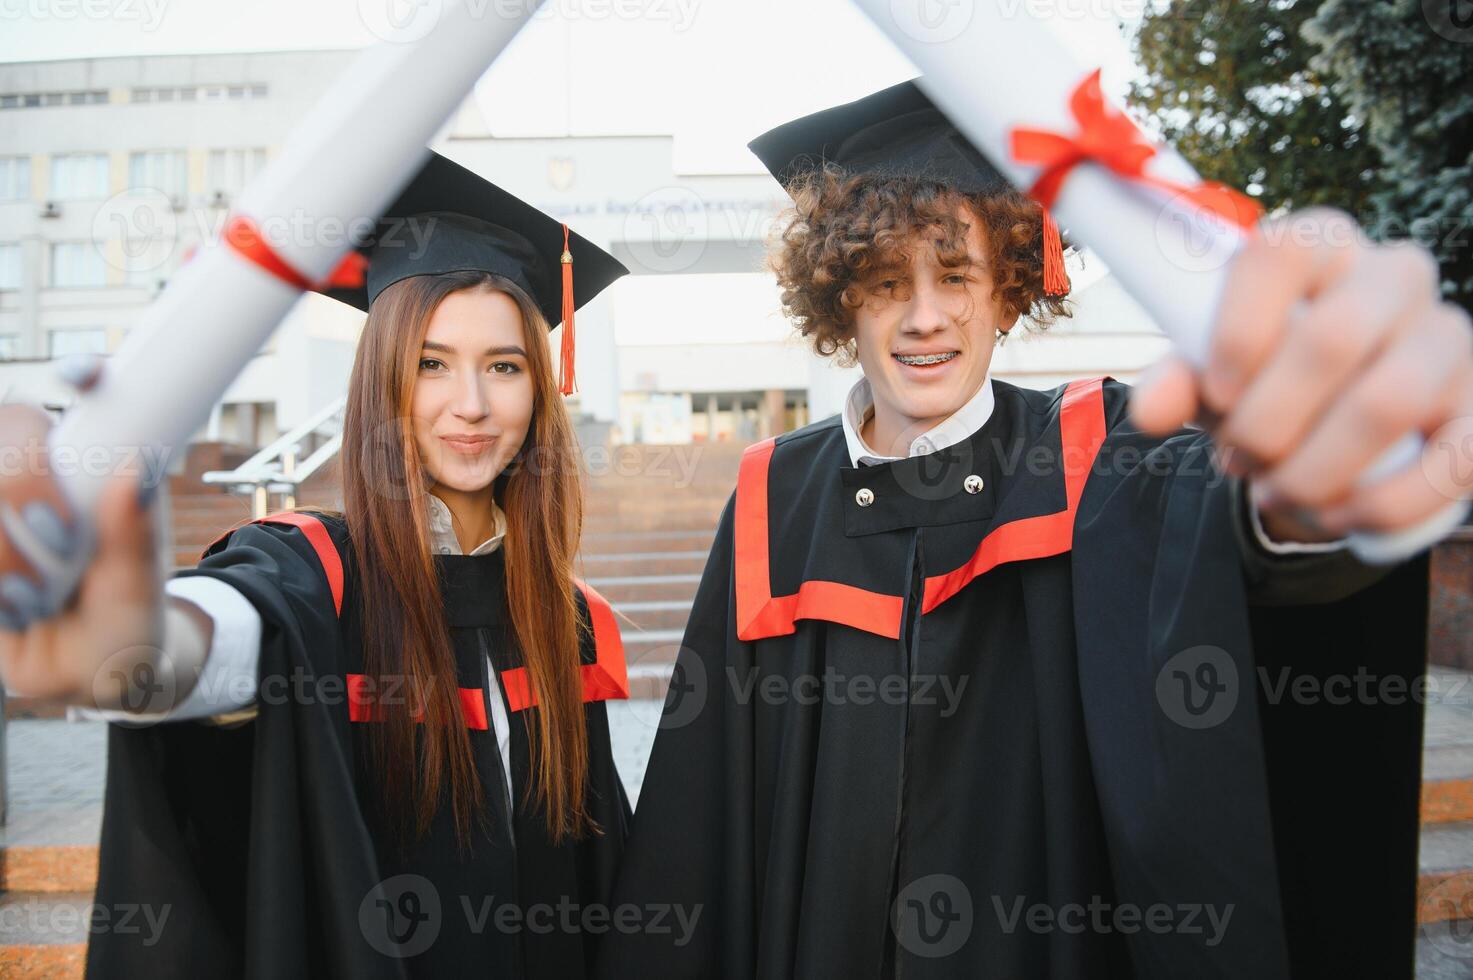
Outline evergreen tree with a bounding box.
[1127,0,1384,215]
[1304,0,1473,309]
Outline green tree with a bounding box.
[1127,0,1385,216]
[1304,0,1473,309]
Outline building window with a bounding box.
[50,243,107,288]
[48,328,108,358]
[0,90,107,110]
[0,336,17,360]
[0,244,21,290]
[206,148,267,197]
[129,150,188,198]
[49,153,109,200]
[0,156,28,201]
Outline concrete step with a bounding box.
[584,574,702,604]
[0,891,89,979]
[580,530,715,555]
[578,551,710,578]
[1419,822,1473,928]
[610,600,694,634]
[1425,745,1473,825]
[0,847,98,894]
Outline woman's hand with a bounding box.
[1131,208,1473,544]
[0,357,167,708]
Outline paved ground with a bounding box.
[0,702,659,849]
[6,684,1473,978]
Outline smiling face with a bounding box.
[408,286,535,503]
[851,203,1018,455]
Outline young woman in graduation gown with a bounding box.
[0,154,634,979]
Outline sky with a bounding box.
[0,0,1145,172]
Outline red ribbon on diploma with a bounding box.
[224,214,367,292]
[1009,68,1262,231]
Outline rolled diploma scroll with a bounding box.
[849,0,1467,564]
[38,0,546,607]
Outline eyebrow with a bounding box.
[421,341,528,357]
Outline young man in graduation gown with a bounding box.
[596,82,1473,979]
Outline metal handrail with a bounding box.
[202,396,346,516]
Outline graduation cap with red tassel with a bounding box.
[315,151,627,395]
[748,78,1072,298]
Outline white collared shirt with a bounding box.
[426,492,507,556]
[840,374,996,467]
[838,373,1342,555]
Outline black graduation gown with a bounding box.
[85,511,632,980]
[597,376,1429,980]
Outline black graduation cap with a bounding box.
[748,80,1069,295]
[319,151,628,393]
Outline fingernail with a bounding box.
[56,353,101,389]
[0,574,46,621]
[21,500,74,558]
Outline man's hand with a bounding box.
[1131,208,1473,544]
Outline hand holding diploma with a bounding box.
[852,0,1473,561]
[1130,209,1473,545]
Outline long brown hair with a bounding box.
[340,269,590,848]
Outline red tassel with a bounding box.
[1041,207,1070,296]
[559,223,576,396]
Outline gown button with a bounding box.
[964,474,985,494]
[855,487,875,507]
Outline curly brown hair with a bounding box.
[769,164,1073,364]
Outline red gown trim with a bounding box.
[203,513,627,724]
[734,377,1109,641]
[500,579,631,713]
[343,672,490,731]
[201,511,345,616]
